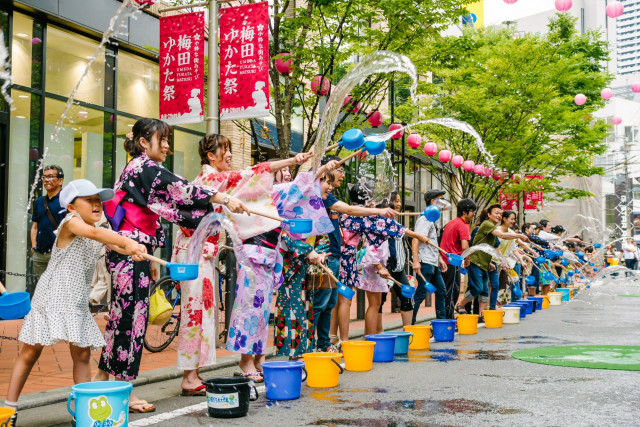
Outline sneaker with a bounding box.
[478,315,485,324]
[10,413,18,427]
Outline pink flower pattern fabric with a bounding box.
[358,240,391,293]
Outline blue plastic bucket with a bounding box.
[67,381,132,427]
[556,288,571,301]
[516,299,535,314]
[460,267,468,275]
[431,319,456,342]
[447,254,464,267]
[528,297,543,310]
[365,334,396,362]
[262,361,306,401]
[504,303,527,318]
[525,275,536,285]
[380,331,414,355]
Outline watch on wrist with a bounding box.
[223,195,231,205]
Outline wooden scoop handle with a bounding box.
[316,263,339,283]
[325,143,340,152]
[396,212,422,216]
[388,276,402,287]
[248,209,285,223]
[141,253,168,267]
[336,148,364,166]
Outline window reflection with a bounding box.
[117,51,159,117]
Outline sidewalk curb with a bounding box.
[15,314,436,410]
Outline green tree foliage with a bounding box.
[402,14,612,210]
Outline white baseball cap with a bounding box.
[59,179,115,209]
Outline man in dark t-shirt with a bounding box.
[30,165,65,295]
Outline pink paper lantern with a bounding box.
[439,150,452,163]
[632,82,640,94]
[452,155,464,168]
[311,75,330,95]
[275,52,293,74]
[367,110,383,127]
[424,142,437,156]
[601,88,613,100]
[574,94,587,106]
[606,1,624,18]
[389,123,404,140]
[492,171,501,180]
[474,164,485,175]
[342,95,361,114]
[407,133,422,149]
[555,0,572,12]
[463,160,475,172]
[484,167,493,178]
[504,0,518,4]
[612,116,622,125]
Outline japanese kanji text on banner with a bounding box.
[524,175,544,211]
[159,12,205,125]
[220,2,270,121]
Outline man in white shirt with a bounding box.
[622,237,637,270]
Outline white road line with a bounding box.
[129,385,267,426]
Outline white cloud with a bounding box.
[484,0,557,26]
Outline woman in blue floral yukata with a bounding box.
[94,118,249,413]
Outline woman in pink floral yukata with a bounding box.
[172,134,311,393]
[94,118,248,413]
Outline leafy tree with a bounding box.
[400,14,612,211]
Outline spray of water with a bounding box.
[187,213,257,288]
[311,50,418,172]
[460,243,507,266]
[25,0,143,214]
[0,32,14,110]
[357,150,396,205]
[365,117,495,168]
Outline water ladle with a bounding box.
[316,263,355,300]
[247,209,313,234]
[335,138,388,166]
[325,128,365,152]
[142,253,199,281]
[397,206,441,222]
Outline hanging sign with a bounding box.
[499,190,519,211]
[159,11,205,125]
[219,2,270,121]
[524,175,544,211]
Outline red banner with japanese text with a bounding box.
[219,2,270,121]
[159,12,205,125]
[499,190,519,211]
[524,175,544,211]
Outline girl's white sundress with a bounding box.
[19,213,106,350]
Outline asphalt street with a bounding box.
[20,273,640,427]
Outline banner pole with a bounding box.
[207,0,219,134]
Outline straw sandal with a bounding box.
[129,400,156,413]
[181,384,206,396]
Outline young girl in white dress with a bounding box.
[5,179,146,418]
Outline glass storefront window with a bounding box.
[12,12,43,89]
[44,98,105,185]
[6,90,41,290]
[115,116,136,179]
[46,26,105,106]
[173,130,203,181]
[117,51,159,118]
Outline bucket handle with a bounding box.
[501,310,505,317]
[430,329,434,338]
[250,384,259,401]
[301,367,308,383]
[408,333,414,345]
[67,391,76,418]
[330,358,344,374]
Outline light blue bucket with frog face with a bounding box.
[67,381,132,427]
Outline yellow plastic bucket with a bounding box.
[302,352,343,388]
[341,341,376,372]
[481,310,504,329]
[567,286,579,298]
[0,408,15,426]
[540,295,550,309]
[403,325,431,350]
[548,292,562,306]
[456,314,479,335]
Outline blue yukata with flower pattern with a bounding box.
[339,215,407,290]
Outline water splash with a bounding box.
[357,150,396,206]
[311,50,418,172]
[365,118,494,168]
[25,0,143,214]
[187,212,257,288]
[460,243,507,265]
[0,32,14,110]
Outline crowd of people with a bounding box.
[2,117,605,423]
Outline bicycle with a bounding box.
[143,276,181,352]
